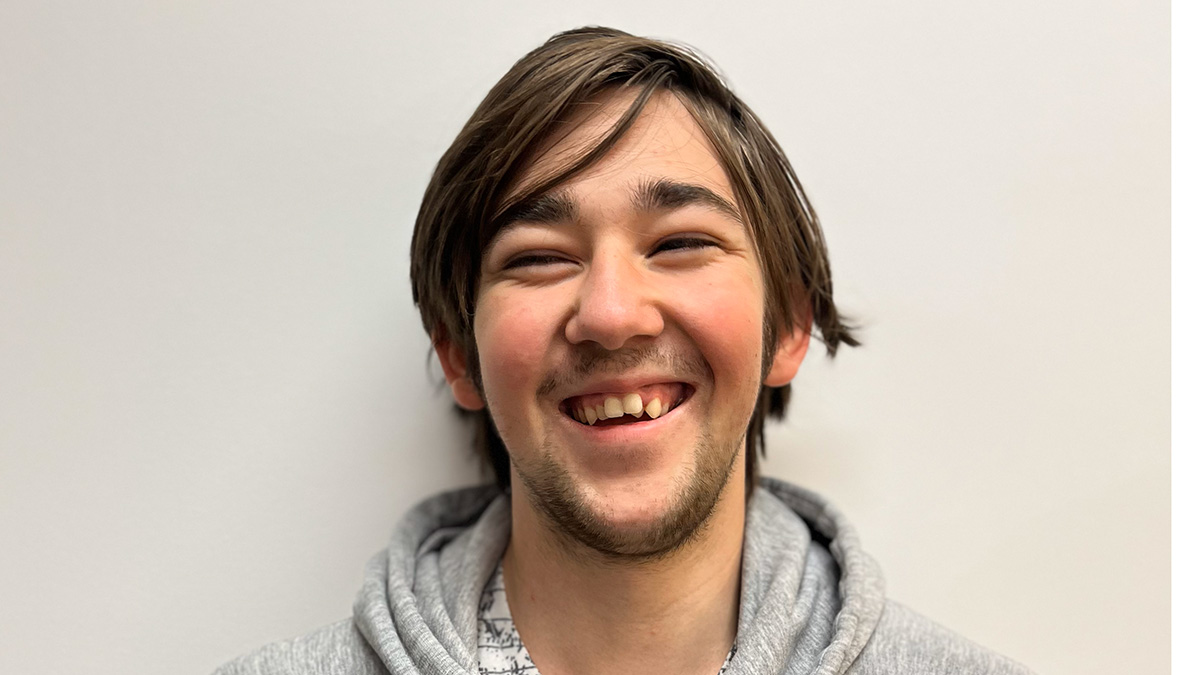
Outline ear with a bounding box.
[433,339,485,411]
[764,315,812,388]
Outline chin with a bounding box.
[581,483,681,529]
[514,434,741,561]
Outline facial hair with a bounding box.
[507,343,746,563]
[511,428,742,562]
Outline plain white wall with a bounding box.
[0,1,1168,674]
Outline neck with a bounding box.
[501,466,745,675]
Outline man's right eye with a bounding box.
[504,253,569,269]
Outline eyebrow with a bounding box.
[499,190,580,226]
[495,178,742,233]
[631,177,743,225]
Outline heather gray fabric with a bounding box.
[214,478,1033,675]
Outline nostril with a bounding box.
[564,283,666,349]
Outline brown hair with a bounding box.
[410,26,858,493]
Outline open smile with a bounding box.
[559,383,694,427]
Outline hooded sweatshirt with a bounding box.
[215,478,1033,675]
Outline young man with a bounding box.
[217,27,1033,675]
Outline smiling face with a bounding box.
[437,89,808,559]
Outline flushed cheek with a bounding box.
[673,267,763,348]
[666,274,764,416]
[474,289,560,418]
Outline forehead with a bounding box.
[505,89,738,211]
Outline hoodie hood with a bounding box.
[352,477,886,675]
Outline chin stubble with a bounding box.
[511,428,742,564]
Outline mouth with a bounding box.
[558,383,694,427]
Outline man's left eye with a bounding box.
[653,237,718,254]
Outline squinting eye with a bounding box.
[654,237,718,254]
[504,253,570,269]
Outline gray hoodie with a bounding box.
[215,478,1033,675]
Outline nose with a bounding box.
[564,249,664,351]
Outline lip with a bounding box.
[557,379,693,417]
[555,374,698,402]
[556,381,695,429]
[558,387,694,442]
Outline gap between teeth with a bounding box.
[573,394,669,425]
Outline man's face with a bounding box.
[457,91,792,559]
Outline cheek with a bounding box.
[474,289,558,398]
[667,268,765,388]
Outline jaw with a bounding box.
[509,404,745,562]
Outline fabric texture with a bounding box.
[214,478,1034,675]
[475,564,540,675]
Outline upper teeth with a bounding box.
[573,393,670,425]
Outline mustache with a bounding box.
[536,344,711,399]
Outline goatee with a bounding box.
[510,430,742,563]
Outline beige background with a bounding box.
[0,1,1169,673]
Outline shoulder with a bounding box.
[212,618,389,675]
[848,602,1035,675]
